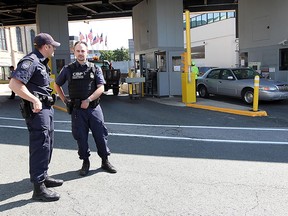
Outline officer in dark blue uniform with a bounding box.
[54,41,117,176]
[9,33,63,202]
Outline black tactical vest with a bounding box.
[68,62,97,100]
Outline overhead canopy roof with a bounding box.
[0,0,238,26]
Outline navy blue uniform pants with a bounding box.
[71,105,110,160]
[25,106,54,183]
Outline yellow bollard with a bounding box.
[253,75,259,111]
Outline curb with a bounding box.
[53,105,67,113]
[186,103,268,117]
[53,97,268,117]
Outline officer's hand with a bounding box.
[32,98,42,113]
[81,99,89,109]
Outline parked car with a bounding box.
[197,67,288,104]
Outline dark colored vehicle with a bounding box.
[88,59,121,96]
[197,67,288,104]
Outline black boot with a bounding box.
[79,159,90,176]
[32,182,60,202]
[101,158,117,173]
[44,176,64,188]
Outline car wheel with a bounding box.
[242,88,254,104]
[198,85,209,98]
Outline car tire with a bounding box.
[198,85,209,98]
[242,88,254,104]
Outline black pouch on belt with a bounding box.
[66,101,74,114]
[19,99,33,119]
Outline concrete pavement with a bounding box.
[1,84,288,216]
[0,83,267,116]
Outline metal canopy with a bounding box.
[0,0,237,26]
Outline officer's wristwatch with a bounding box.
[86,98,91,103]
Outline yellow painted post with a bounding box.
[128,69,132,95]
[182,10,195,104]
[47,57,56,95]
[185,10,191,72]
[49,74,56,94]
[253,75,259,111]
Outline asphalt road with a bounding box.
[1,86,288,216]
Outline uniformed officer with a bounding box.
[191,61,199,93]
[54,41,116,176]
[9,33,63,202]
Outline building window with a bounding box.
[279,48,288,70]
[214,13,220,22]
[0,28,7,50]
[30,29,35,51]
[227,11,235,18]
[201,14,207,25]
[16,27,23,52]
[196,16,202,26]
[191,17,197,28]
[220,12,227,20]
[207,13,214,24]
[191,45,205,59]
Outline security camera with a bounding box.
[278,39,288,46]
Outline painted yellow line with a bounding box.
[186,103,268,117]
[53,105,67,113]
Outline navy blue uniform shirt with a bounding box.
[56,61,106,87]
[11,49,52,97]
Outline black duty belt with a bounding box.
[35,93,55,106]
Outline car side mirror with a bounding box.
[227,76,234,80]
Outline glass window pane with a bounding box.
[227,11,235,18]
[201,14,207,25]
[0,28,7,50]
[16,27,23,52]
[220,12,227,20]
[196,16,202,26]
[208,13,214,23]
[191,17,197,28]
[214,13,220,22]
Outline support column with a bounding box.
[36,5,70,76]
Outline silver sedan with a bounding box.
[197,67,288,104]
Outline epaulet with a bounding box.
[88,62,97,73]
[68,62,76,70]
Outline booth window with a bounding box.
[172,56,181,72]
[279,48,288,70]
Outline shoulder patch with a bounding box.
[21,60,33,70]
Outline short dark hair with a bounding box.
[74,41,88,48]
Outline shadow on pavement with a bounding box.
[0,178,33,212]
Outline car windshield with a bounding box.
[232,68,259,80]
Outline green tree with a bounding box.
[112,47,130,61]
[99,50,114,61]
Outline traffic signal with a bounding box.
[181,52,188,72]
